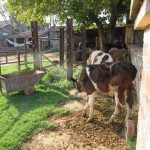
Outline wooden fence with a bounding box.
[0,19,87,79]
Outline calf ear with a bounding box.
[71,77,77,83]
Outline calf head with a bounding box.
[71,77,84,93]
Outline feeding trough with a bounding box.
[0,70,46,95]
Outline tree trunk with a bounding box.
[97,27,106,50]
[107,0,122,43]
[88,12,107,50]
[107,8,117,42]
[95,19,107,50]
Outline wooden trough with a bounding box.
[0,70,46,95]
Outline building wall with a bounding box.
[0,38,3,46]
[134,30,144,45]
[130,45,142,101]
[136,26,150,150]
[126,24,144,46]
[49,27,67,50]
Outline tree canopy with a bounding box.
[5,0,130,46]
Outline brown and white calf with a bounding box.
[87,50,113,64]
[71,62,137,123]
[103,42,127,53]
[108,48,128,61]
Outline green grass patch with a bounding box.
[1,63,33,75]
[124,138,136,150]
[0,83,72,150]
[0,63,75,150]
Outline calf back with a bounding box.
[78,62,137,105]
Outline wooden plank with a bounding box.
[0,47,24,51]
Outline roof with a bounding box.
[6,30,49,39]
[130,0,150,30]
[0,21,11,27]
[129,0,144,21]
[50,26,67,32]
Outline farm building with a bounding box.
[49,26,67,50]
[129,0,150,149]
[0,24,49,50]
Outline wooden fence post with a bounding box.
[17,51,21,72]
[67,18,73,80]
[0,58,1,91]
[81,27,87,66]
[24,39,27,67]
[0,58,1,75]
[39,39,43,67]
[5,53,8,63]
[60,27,64,67]
[31,21,41,69]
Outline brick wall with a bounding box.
[136,27,150,150]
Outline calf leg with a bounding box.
[125,88,133,122]
[82,97,88,117]
[109,92,120,123]
[87,93,95,122]
[126,104,132,122]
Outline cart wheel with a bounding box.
[24,85,35,96]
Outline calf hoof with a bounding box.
[87,118,93,123]
[82,111,87,117]
[108,118,113,124]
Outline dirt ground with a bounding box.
[1,53,138,149]
[23,89,138,150]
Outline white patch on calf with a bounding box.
[90,50,102,64]
[86,67,99,90]
[87,50,113,64]
[95,53,113,64]
[86,68,117,95]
